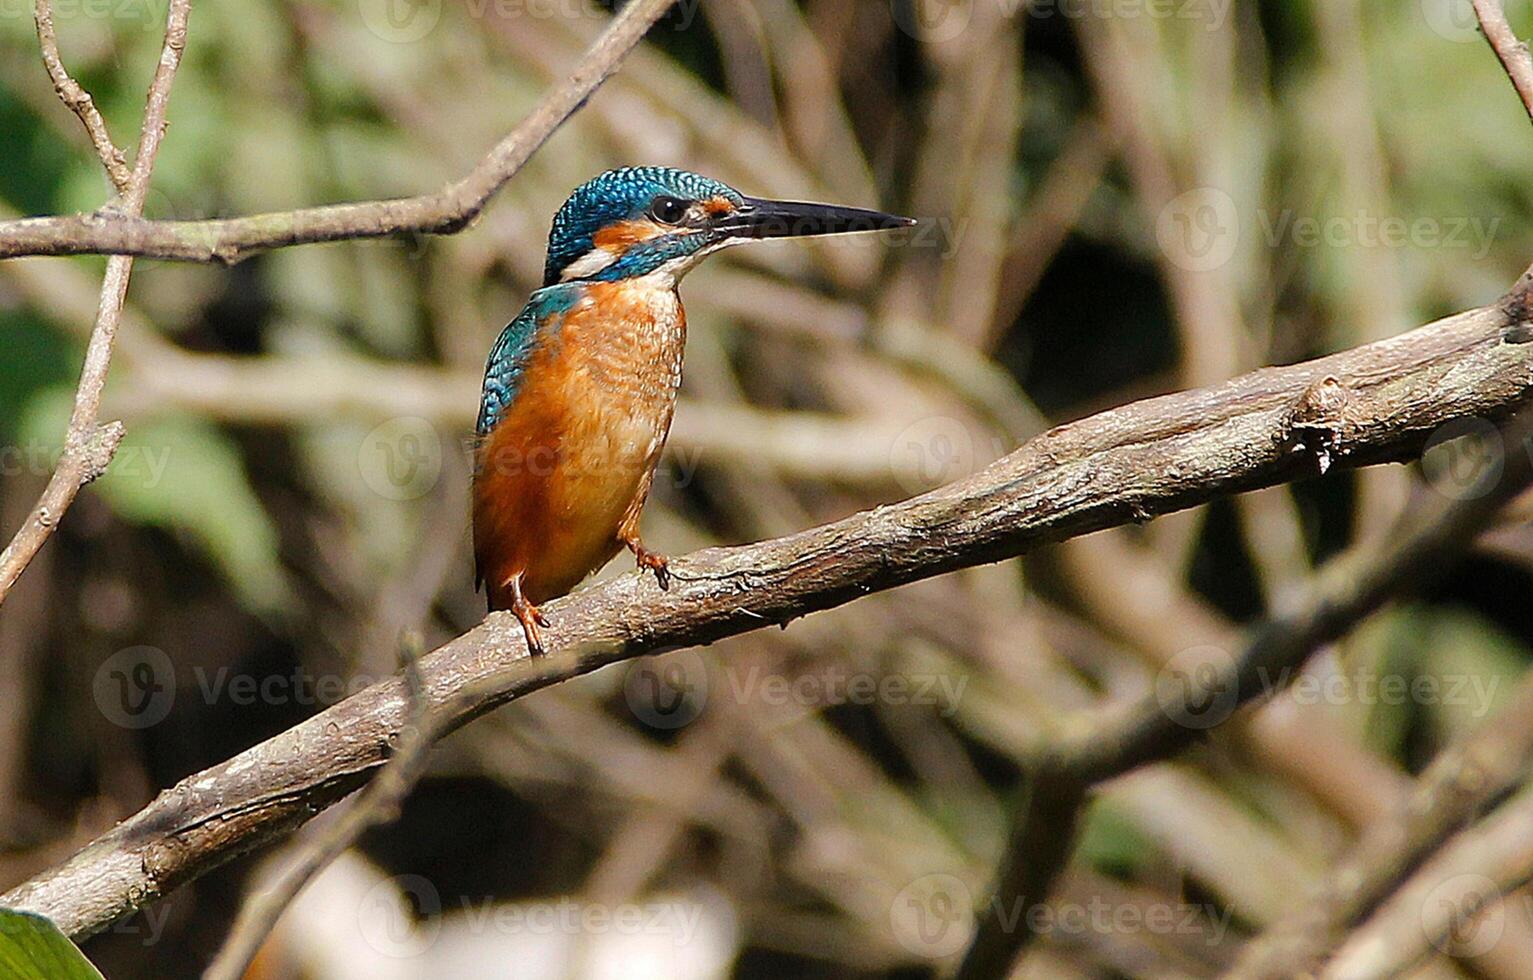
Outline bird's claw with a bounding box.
[633,545,671,591]
[511,596,548,656]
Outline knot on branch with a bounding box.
[1285,375,1355,475]
[78,420,125,484]
[1500,268,1533,344]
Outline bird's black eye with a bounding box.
[650,195,688,224]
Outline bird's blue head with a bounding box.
[542,166,913,287]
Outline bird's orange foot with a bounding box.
[511,594,550,656]
[626,540,671,591]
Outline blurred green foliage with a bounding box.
[5,1,1533,975]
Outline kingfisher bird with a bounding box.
[474,166,913,654]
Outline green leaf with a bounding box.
[0,909,106,980]
[94,415,293,615]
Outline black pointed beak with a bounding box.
[717,197,916,239]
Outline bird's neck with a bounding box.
[580,276,687,345]
[614,267,687,293]
[571,277,687,404]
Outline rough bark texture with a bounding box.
[5,287,1533,940]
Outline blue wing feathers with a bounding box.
[476,284,582,436]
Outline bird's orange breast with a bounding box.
[473,279,686,608]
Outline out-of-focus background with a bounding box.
[3,0,1533,976]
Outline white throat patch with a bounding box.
[560,246,620,281]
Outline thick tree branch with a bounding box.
[0,0,676,264]
[203,639,431,980]
[959,402,1533,980]
[34,0,133,193]
[3,276,1532,939]
[0,0,191,607]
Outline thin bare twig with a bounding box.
[0,0,192,608]
[0,0,674,609]
[1473,0,1533,124]
[0,0,676,264]
[33,0,133,193]
[957,404,1533,980]
[203,636,435,980]
[4,268,1533,940]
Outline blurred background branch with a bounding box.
[7,271,1533,948]
[4,2,1533,978]
[961,403,1533,980]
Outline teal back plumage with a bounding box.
[477,283,581,436]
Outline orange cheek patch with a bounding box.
[593,219,665,249]
[702,196,735,216]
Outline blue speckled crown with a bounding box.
[543,167,744,285]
